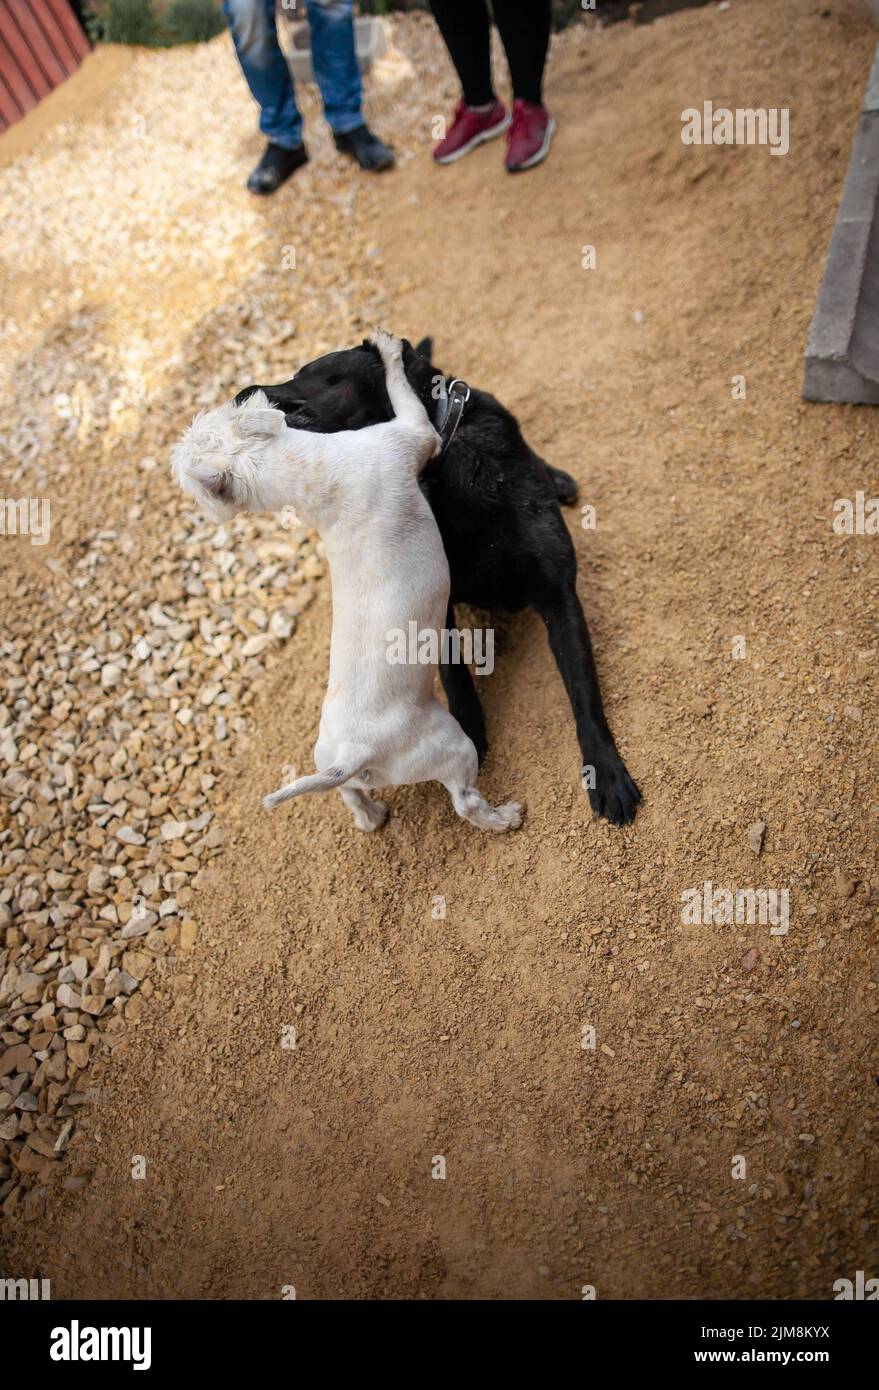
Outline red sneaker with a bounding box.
[505,99,556,173]
[433,99,511,165]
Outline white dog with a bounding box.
[172,330,523,834]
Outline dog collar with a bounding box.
[435,378,470,456]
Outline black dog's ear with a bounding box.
[235,382,299,411]
[400,338,436,396]
[233,384,260,407]
[414,336,433,362]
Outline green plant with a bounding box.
[99,0,157,44]
[83,6,105,42]
[87,0,226,46]
[164,0,225,44]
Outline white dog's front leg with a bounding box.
[370,329,440,461]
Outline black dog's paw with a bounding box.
[582,758,641,826]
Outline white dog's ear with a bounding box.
[236,391,285,440]
[237,408,285,439]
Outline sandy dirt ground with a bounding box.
[1,0,878,1299]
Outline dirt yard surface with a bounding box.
[1,0,878,1299]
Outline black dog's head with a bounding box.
[234,336,439,434]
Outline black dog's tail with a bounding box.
[414,336,433,363]
[548,465,578,506]
[530,448,578,507]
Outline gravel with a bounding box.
[0,16,441,1214]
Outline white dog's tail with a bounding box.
[263,756,370,811]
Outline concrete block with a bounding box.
[804,41,879,403]
[865,38,879,114]
[283,16,387,87]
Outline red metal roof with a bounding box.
[0,0,91,132]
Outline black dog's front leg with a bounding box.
[536,587,641,825]
[439,603,488,766]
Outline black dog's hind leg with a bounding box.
[439,603,488,766]
[535,585,641,825]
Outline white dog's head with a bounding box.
[171,391,287,522]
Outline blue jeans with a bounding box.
[223,0,363,149]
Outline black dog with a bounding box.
[235,338,641,825]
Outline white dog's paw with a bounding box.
[352,798,388,832]
[451,786,525,833]
[493,800,524,832]
[369,327,401,362]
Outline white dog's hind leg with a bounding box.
[339,786,388,832]
[444,782,524,833]
[431,723,523,833]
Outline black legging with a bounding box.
[429,0,551,108]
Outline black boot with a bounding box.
[246,142,308,195]
[333,124,394,172]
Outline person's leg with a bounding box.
[491,0,551,106]
[306,0,362,135]
[429,0,494,108]
[428,0,510,165]
[491,0,555,171]
[223,0,309,192]
[223,0,303,148]
[307,0,394,170]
